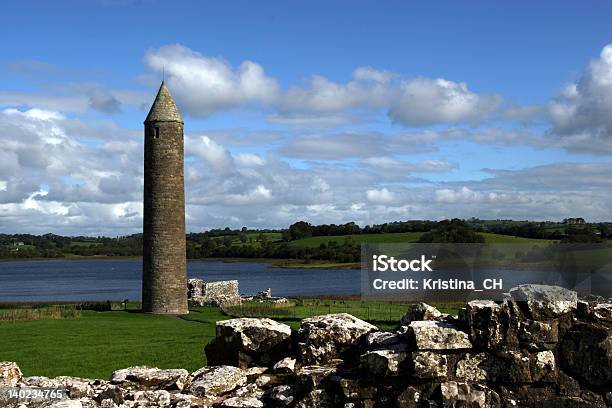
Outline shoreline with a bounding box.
[0,256,360,269]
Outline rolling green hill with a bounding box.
[480,233,557,243]
[288,232,424,248]
[287,231,554,249]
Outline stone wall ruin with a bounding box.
[2,284,612,407]
[188,279,241,307]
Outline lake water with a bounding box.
[2,258,610,303]
[0,259,361,302]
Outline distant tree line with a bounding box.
[284,220,441,241]
[1,219,609,260]
[482,221,609,242]
[418,219,485,243]
[187,236,360,263]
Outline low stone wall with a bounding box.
[188,279,241,307]
[2,284,612,407]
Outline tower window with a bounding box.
[154,127,160,139]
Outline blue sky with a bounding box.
[1,1,612,235]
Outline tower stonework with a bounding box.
[142,81,188,314]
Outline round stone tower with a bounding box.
[142,81,188,314]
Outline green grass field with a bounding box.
[70,241,104,247]
[210,232,282,245]
[0,308,225,379]
[289,232,424,249]
[0,297,451,380]
[287,231,552,249]
[480,232,556,243]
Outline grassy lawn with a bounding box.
[0,297,446,379]
[0,308,225,379]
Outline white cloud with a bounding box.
[144,44,279,116]
[389,78,501,126]
[435,186,482,203]
[234,153,266,167]
[366,188,395,204]
[223,185,272,206]
[186,135,234,174]
[550,44,612,143]
[144,44,500,127]
[278,70,500,127]
[3,46,612,234]
[0,108,145,233]
[280,75,388,113]
[353,67,396,83]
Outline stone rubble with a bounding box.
[188,280,287,307]
[240,289,288,305]
[2,284,612,407]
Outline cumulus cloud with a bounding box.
[0,108,144,233]
[435,186,482,203]
[144,44,500,126]
[279,71,500,127]
[144,44,279,116]
[3,45,612,234]
[279,72,391,113]
[187,135,234,174]
[366,188,396,204]
[549,44,612,146]
[389,78,501,126]
[426,163,612,221]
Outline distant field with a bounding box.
[288,231,553,248]
[210,232,282,245]
[480,233,556,243]
[289,232,424,249]
[70,241,104,247]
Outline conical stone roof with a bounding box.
[145,81,183,123]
